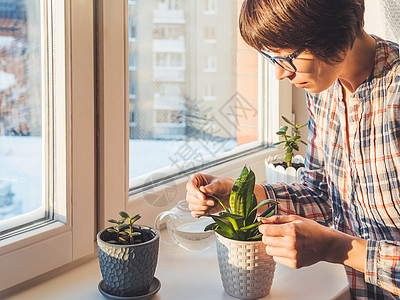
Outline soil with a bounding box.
[273,162,305,170]
[100,226,156,245]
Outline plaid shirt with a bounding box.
[262,36,400,299]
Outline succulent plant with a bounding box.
[201,165,278,241]
[107,211,142,245]
[274,116,307,167]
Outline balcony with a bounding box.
[153,9,185,24]
[153,69,185,82]
[153,39,185,53]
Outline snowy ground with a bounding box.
[0,136,236,221]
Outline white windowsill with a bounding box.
[3,232,350,300]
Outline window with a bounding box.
[0,1,44,229]
[0,0,95,291]
[204,27,216,43]
[97,0,292,234]
[125,0,289,193]
[154,53,184,68]
[204,83,216,101]
[158,0,184,10]
[154,109,184,125]
[204,56,217,72]
[153,24,184,40]
[204,0,217,14]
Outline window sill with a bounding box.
[2,235,350,300]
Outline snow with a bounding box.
[0,136,237,222]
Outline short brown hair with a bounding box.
[239,0,365,63]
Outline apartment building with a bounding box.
[128,0,238,141]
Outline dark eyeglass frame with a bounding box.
[258,49,301,73]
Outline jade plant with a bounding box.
[274,116,307,167]
[107,211,142,245]
[201,165,278,241]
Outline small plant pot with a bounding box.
[97,225,159,297]
[216,233,276,300]
[265,155,305,184]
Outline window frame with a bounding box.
[0,0,95,293]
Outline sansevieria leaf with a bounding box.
[229,166,255,218]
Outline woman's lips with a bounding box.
[293,82,308,88]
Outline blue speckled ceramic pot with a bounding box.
[97,225,159,297]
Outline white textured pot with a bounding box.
[216,233,275,299]
[265,155,305,184]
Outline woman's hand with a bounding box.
[186,173,234,218]
[258,215,339,269]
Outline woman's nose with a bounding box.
[274,65,295,80]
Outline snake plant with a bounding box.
[202,165,278,241]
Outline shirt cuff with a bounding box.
[261,183,294,215]
[365,239,379,286]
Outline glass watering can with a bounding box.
[154,199,215,251]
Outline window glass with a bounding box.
[0,0,43,224]
[129,0,259,180]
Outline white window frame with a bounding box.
[204,27,216,43]
[204,83,217,101]
[97,2,293,229]
[204,55,217,72]
[0,0,95,293]
[204,0,217,15]
[153,109,185,127]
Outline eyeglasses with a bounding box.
[258,49,301,73]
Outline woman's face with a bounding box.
[271,50,344,93]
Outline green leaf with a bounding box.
[273,140,285,146]
[117,218,126,225]
[107,240,117,244]
[108,219,118,224]
[215,228,237,240]
[218,212,243,219]
[204,222,218,231]
[245,194,258,226]
[290,136,300,141]
[107,228,117,233]
[229,166,255,219]
[131,232,141,237]
[249,199,279,215]
[259,204,278,218]
[240,221,261,232]
[117,224,129,231]
[199,189,230,213]
[202,215,236,234]
[120,231,128,235]
[129,214,141,224]
[247,233,263,240]
[298,123,307,128]
[278,125,288,132]
[276,130,286,136]
[282,116,295,126]
[119,211,130,219]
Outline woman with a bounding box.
[186,0,400,299]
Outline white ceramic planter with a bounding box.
[265,155,305,184]
[216,233,276,299]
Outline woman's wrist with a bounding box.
[326,228,367,273]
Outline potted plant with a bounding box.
[201,166,278,299]
[97,211,160,298]
[265,115,307,184]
